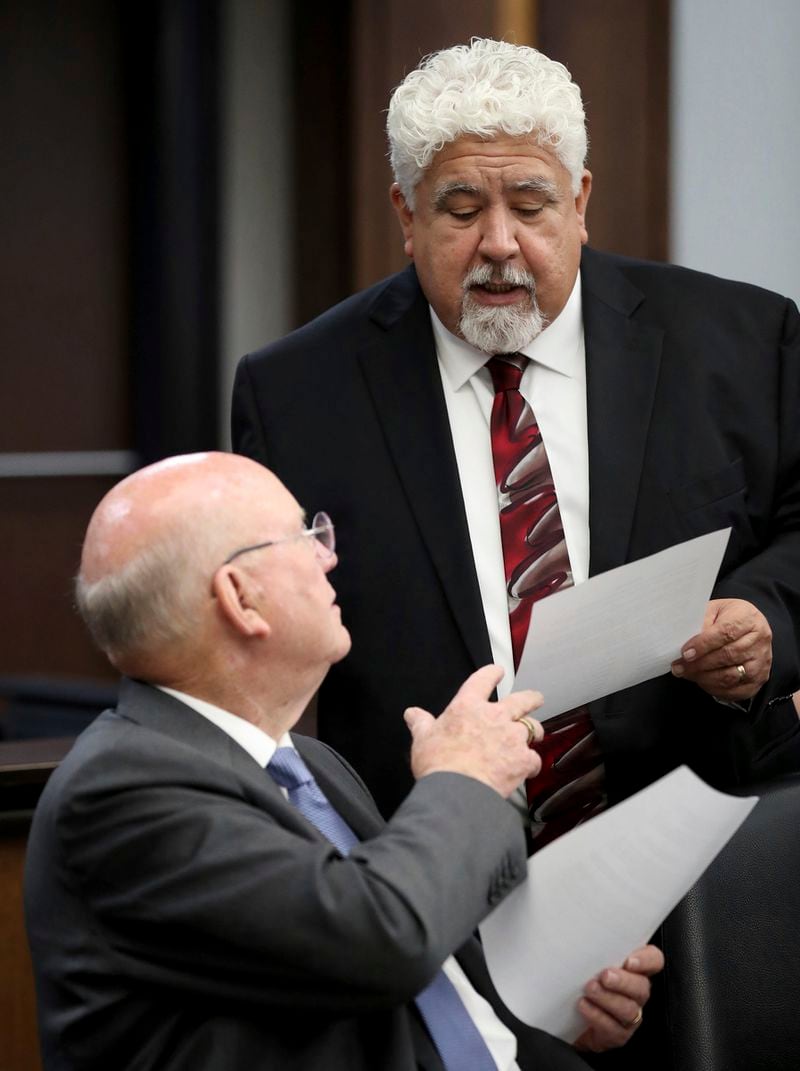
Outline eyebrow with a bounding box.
[431,176,560,211]
[507,178,560,199]
[432,182,481,211]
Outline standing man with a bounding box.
[24,452,660,1071]
[232,39,800,825]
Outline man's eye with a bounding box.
[450,209,480,221]
[516,206,545,217]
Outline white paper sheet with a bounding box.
[513,528,731,719]
[479,766,757,1041]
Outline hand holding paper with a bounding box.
[479,766,757,1042]
[513,529,731,719]
[576,943,664,1052]
[671,596,773,701]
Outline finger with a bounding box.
[687,656,770,698]
[672,649,769,691]
[595,966,651,1006]
[584,977,644,1026]
[514,715,544,746]
[680,603,764,662]
[673,634,762,675]
[502,689,545,722]
[524,749,543,779]
[681,634,766,676]
[577,996,637,1048]
[625,945,665,976]
[403,707,435,739]
[711,662,759,693]
[450,664,505,705]
[680,626,746,663]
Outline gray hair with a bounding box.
[75,531,207,667]
[387,38,587,207]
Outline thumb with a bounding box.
[454,663,505,705]
[404,706,435,741]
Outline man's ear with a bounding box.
[212,566,270,639]
[390,183,415,259]
[575,169,592,245]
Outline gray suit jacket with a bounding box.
[232,249,800,818]
[24,679,590,1071]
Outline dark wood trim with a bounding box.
[122,0,222,461]
[290,3,354,326]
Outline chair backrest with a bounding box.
[660,773,800,1071]
[0,676,118,740]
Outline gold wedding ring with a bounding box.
[736,663,747,683]
[626,1009,643,1029]
[514,715,539,746]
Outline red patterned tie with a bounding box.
[487,355,606,850]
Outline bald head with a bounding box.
[81,452,289,580]
[76,452,297,674]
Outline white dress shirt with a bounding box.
[157,686,521,1070]
[433,275,590,699]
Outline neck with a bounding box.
[159,662,325,741]
[128,630,329,739]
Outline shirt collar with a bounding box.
[156,685,293,768]
[432,272,583,391]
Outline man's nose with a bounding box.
[477,207,519,261]
[321,547,338,572]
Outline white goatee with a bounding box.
[458,264,548,354]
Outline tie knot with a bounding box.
[268,747,313,791]
[486,355,525,393]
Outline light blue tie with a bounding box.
[268,747,498,1071]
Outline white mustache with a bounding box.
[462,264,537,292]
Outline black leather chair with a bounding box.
[0,675,118,740]
[658,772,800,1070]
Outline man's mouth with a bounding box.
[469,281,530,305]
[477,281,525,294]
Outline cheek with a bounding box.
[421,236,473,296]
[522,229,577,281]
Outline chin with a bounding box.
[330,627,352,664]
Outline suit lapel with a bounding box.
[119,680,386,845]
[357,268,492,671]
[294,735,386,841]
[581,249,664,576]
[116,678,257,774]
[116,678,292,800]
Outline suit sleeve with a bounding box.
[712,297,800,771]
[231,352,271,465]
[56,737,527,1014]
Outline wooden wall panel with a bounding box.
[538,0,670,260]
[0,824,41,1071]
[349,0,497,291]
[0,477,116,679]
[343,0,670,295]
[0,0,130,453]
[0,1,130,685]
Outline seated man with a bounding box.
[24,452,661,1071]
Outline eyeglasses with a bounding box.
[222,511,335,565]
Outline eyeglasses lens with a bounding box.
[311,512,335,555]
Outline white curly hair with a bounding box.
[387,38,587,207]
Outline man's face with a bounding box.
[391,134,591,352]
[240,481,352,671]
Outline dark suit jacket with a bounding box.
[232,248,800,818]
[24,679,589,1071]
